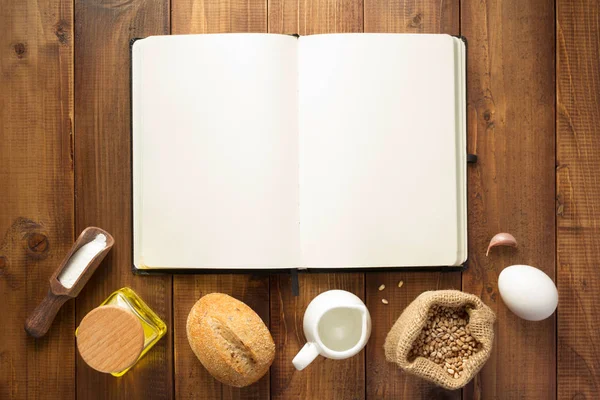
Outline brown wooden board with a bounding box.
[73,0,172,398]
[364,0,457,33]
[170,1,270,399]
[269,0,363,34]
[6,0,600,398]
[362,1,461,398]
[0,0,75,398]
[172,0,266,33]
[461,0,556,399]
[267,1,364,399]
[557,1,600,398]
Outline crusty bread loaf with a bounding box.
[186,293,275,387]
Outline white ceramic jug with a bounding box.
[292,290,371,371]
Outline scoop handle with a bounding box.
[25,289,70,338]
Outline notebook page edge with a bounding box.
[132,39,144,269]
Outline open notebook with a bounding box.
[132,33,467,271]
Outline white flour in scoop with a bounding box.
[58,234,107,288]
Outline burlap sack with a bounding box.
[384,290,495,390]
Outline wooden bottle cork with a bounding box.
[76,305,145,374]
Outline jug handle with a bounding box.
[292,342,320,371]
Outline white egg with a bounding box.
[498,264,558,321]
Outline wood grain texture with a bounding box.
[172,0,266,33]
[270,274,365,400]
[77,305,145,374]
[171,1,270,399]
[461,0,556,399]
[73,0,172,398]
[364,0,457,33]
[4,0,592,398]
[0,0,74,398]
[267,2,365,399]
[174,276,271,400]
[24,290,71,339]
[557,1,600,398]
[362,1,461,399]
[268,0,363,34]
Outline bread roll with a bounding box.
[186,293,275,387]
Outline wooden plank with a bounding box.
[73,1,172,398]
[267,2,364,399]
[0,0,74,398]
[268,0,363,34]
[172,0,265,33]
[557,1,600,398]
[270,274,365,400]
[171,1,269,400]
[363,1,461,399]
[364,0,457,33]
[461,0,556,399]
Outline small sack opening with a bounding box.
[407,304,482,380]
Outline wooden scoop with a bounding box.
[25,227,114,338]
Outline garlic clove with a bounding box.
[486,232,517,256]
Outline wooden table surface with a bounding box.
[1,0,598,399]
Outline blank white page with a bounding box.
[298,34,461,267]
[133,34,300,269]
